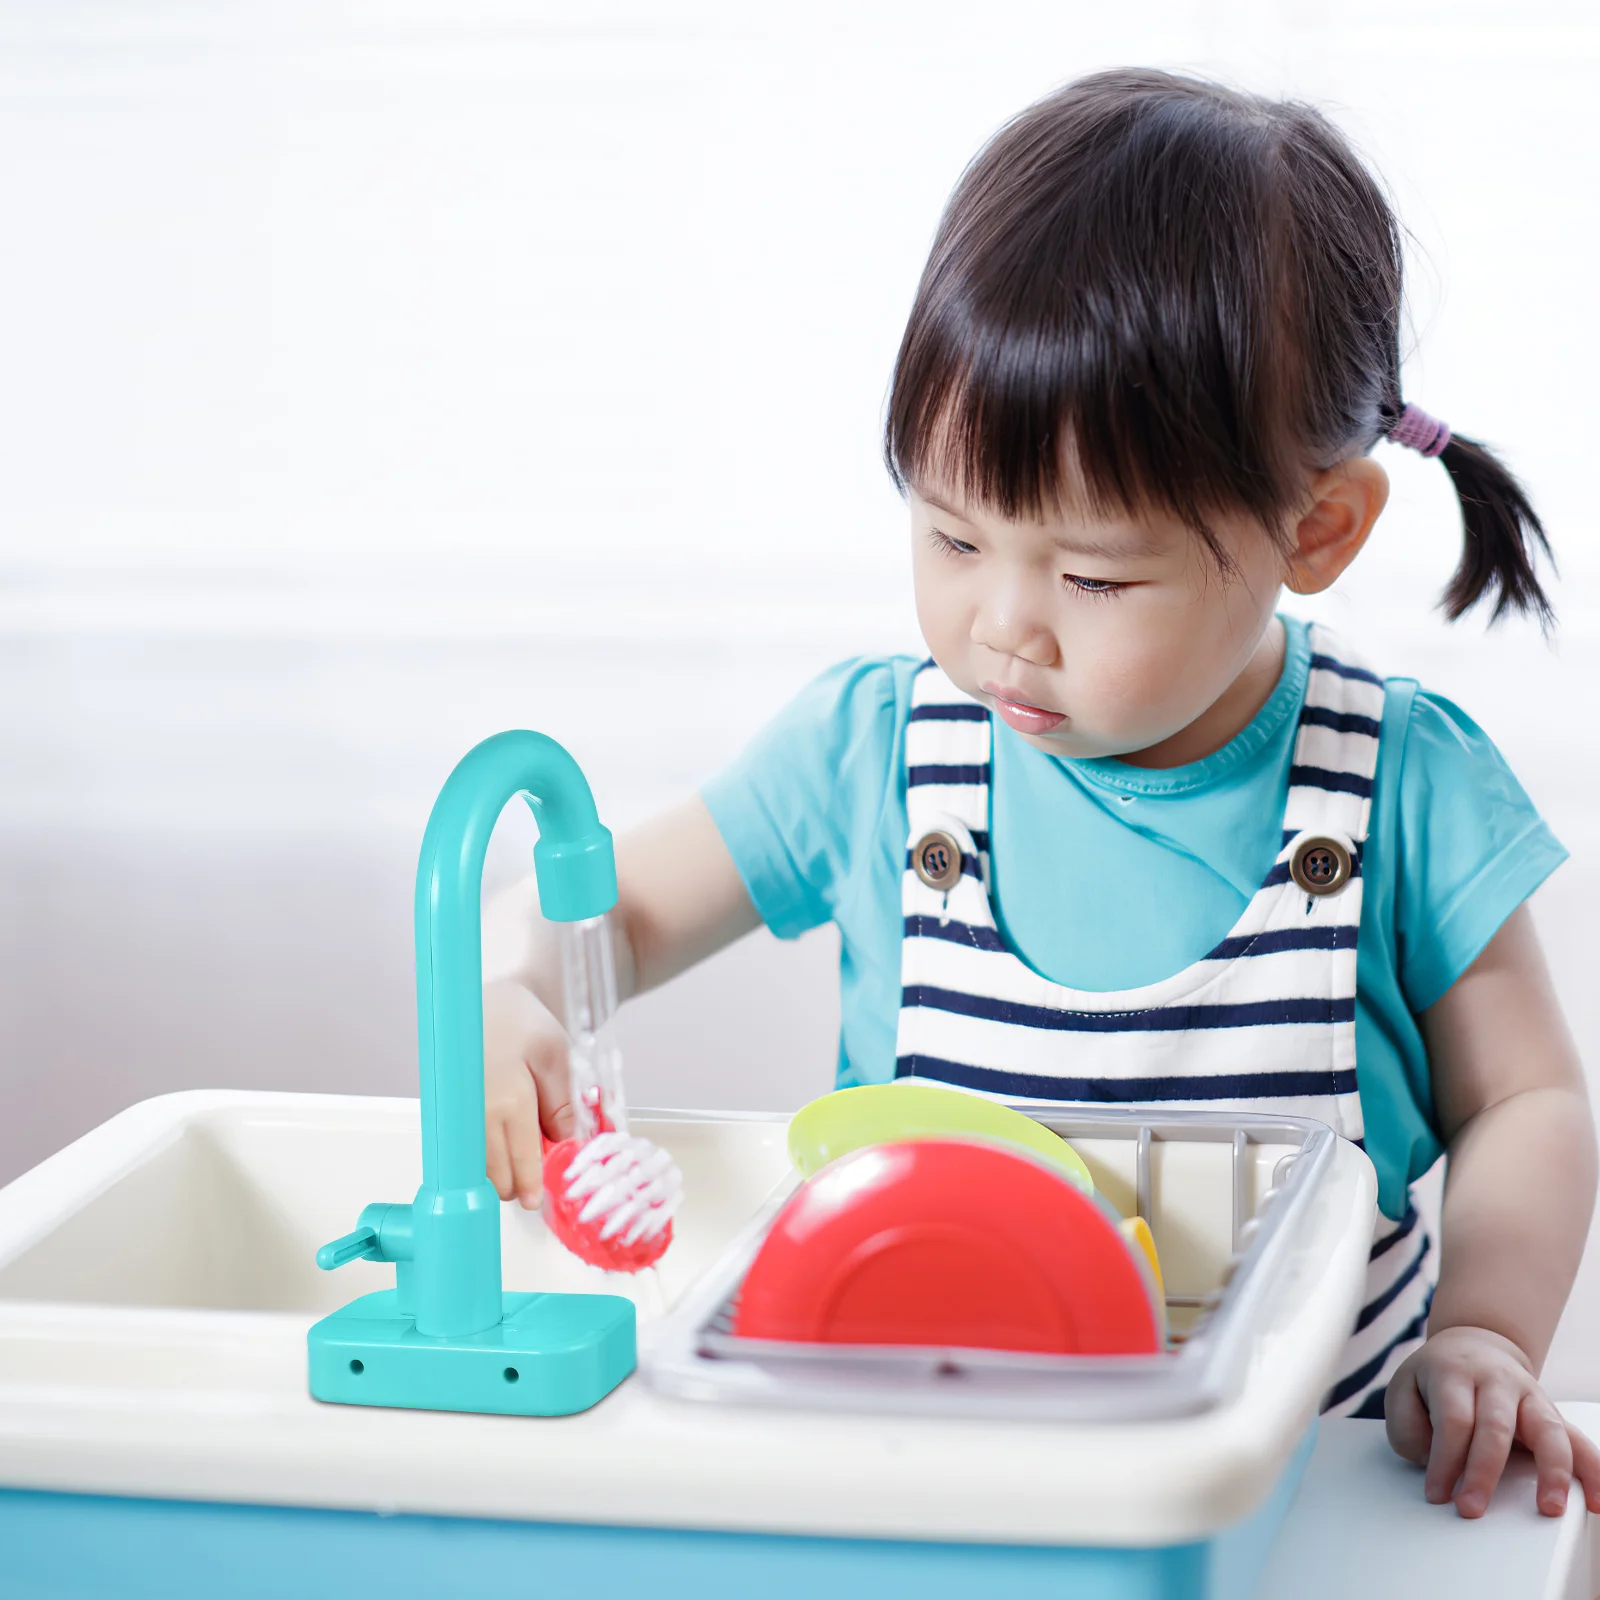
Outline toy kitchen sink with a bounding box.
[0,731,1377,1598]
[0,1088,1374,1600]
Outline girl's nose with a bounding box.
[970,589,1058,666]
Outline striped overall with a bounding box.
[894,625,1435,1417]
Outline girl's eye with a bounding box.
[1065,574,1124,597]
[928,528,978,558]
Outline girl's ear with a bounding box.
[1283,458,1390,595]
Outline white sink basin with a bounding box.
[0,1087,1375,1550]
[0,1091,792,1389]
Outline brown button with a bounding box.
[1290,835,1352,896]
[912,830,964,892]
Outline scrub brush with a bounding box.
[540,913,682,1271]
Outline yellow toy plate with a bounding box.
[787,1082,1094,1193]
[1119,1214,1164,1295]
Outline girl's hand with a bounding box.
[479,798,761,1211]
[1385,1326,1600,1518]
[483,976,574,1210]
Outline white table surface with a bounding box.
[1258,1401,1599,1599]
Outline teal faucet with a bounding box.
[306,732,637,1417]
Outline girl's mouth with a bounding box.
[984,684,1067,735]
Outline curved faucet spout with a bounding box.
[410,730,618,1337]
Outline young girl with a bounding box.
[484,69,1600,1519]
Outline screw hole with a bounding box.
[349,1359,364,1375]
[504,1367,520,1383]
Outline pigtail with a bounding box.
[1434,433,1554,627]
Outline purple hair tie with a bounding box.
[1388,402,1452,458]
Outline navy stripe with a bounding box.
[909,703,989,723]
[904,985,1355,1034]
[904,915,1008,952]
[909,919,1358,964]
[896,1055,1358,1104]
[1262,854,1363,890]
[1203,926,1358,960]
[1298,705,1383,739]
[908,763,991,787]
[1289,764,1373,798]
[1369,1202,1419,1262]
[1279,831,1369,857]
[1348,1389,1388,1420]
[970,828,990,855]
[1322,1309,1428,1412]
[1355,1233,1431,1332]
[1309,653,1383,688]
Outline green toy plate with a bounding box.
[787,1083,1094,1192]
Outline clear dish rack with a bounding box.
[642,1106,1343,1424]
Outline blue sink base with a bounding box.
[0,1422,1314,1599]
[307,1288,636,1416]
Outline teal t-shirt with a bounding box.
[701,615,1567,1221]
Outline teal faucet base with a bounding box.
[308,1290,636,1417]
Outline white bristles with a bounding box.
[562,1132,682,1248]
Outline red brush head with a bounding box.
[541,1134,676,1274]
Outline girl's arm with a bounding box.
[1386,903,1600,1516]
[482,796,761,1207]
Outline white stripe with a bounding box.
[897,1002,1350,1079]
[1321,1194,1436,1415]
[905,872,997,918]
[903,785,989,832]
[1323,1339,1421,1418]
[1365,1227,1429,1304]
[1330,1309,1429,1415]
[903,926,1347,1010]
[1345,1273,1432,1366]
[905,718,990,769]
[1303,662,1385,714]
[1281,790,1369,842]
[905,851,1364,989]
[1291,723,1380,776]
[909,666,975,707]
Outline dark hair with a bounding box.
[883,69,1553,626]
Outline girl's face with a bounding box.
[909,479,1290,766]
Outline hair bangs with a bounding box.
[884,72,1314,564]
[888,309,1273,567]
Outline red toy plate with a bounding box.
[733,1138,1160,1355]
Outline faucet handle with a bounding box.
[316,1226,381,1271]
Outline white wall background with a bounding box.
[3,1,1600,1390]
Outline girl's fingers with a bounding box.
[1453,1383,1518,1518]
[1384,1364,1433,1467]
[1563,1418,1600,1515]
[526,1035,576,1143]
[485,1115,515,1203]
[1422,1373,1478,1506]
[1516,1393,1574,1518]
[505,1084,547,1209]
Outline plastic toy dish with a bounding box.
[733,1138,1162,1355]
[1121,1214,1164,1295]
[786,1082,1094,1192]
